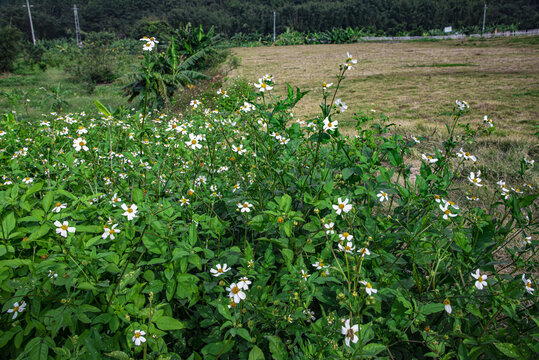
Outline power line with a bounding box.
[23,0,36,45]
[73,4,82,47]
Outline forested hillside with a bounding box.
[1,0,538,40]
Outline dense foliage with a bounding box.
[0,41,537,359]
[0,25,23,72]
[1,0,537,41]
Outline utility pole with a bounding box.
[73,5,82,47]
[482,2,487,34]
[273,11,276,43]
[23,0,36,45]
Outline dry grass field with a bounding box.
[230,37,539,185]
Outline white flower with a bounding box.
[523,236,531,246]
[322,117,338,132]
[339,231,353,241]
[185,133,203,150]
[466,195,479,201]
[121,204,138,221]
[456,100,469,111]
[338,241,355,254]
[52,202,67,213]
[73,137,89,152]
[443,299,452,314]
[22,177,33,184]
[344,52,358,70]
[238,202,253,213]
[468,172,483,187]
[522,274,534,295]
[217,88,229,97]
[180,197,190,206]
[322,82,333,90]
[110,193,122,207]
[54,220,76,238]
[471,269,487,290]
[238,277,251,290]
[312,260,329,270]
[358,247,370,257]
[232,144,246,155]
[341,318,359,347]
[102,224,121,240]
[7,301,26,320]
[411,136,420,143]
[210,264,231,277]
[335,99,348,112]
[422,154,438,163]
[254,79,273,92]
[190,99,201,108]
[333,197,352,215]
[132,330,146,346]
[359,280,378,295]
[300,269,310,281]
[483,115,494,127]
[227,282,246,303]
[377,191,389,202]
[324,222,335,235]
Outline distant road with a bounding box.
[359,29,539,42]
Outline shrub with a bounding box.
[0,53,536,359]
[0,26,23,72]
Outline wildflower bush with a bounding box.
[0,43,537,360]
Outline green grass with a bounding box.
[402,63,478,68]
[0,67,127,119]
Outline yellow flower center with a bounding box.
[232,286,239,294]
[109,229,115,234]
[135,332,141,338]
[366,282,372,288]
[444,210,451,215]
[127,208,133,213]
[61,225,68,230]
[343,232,349,238]
[56,202,62,207]
[13,306,19,312]
[79,141,84,146]
[443,299,450,305]
[261,83,267,88]
[319,261,324,267]
[478,276,483,282]
[217,268,223,273]
[345,245,351,251]
[188,190,194,196]
[191,140,197,145]
[339,204,344,209]
[78,126,83,130]
[435,195,440,199]
[360,248,367,254]
[347,328,355,338]
[243,203,249,208]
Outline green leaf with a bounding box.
[454,232,471,252]
[142,234,166,255]
[362,343,387,357]
[248,345,265,360]
[42,191,54,213]
[22,182,43,201]
[217,303,232,321]
[279,194,292,212]
[420,303,445,315]
[493,343,521,358]
[155,316,186,330]
[1,212,16,238]
[132,187,144,203]
[236,328,252,342]
[266,335,287,360]
[104,351,130,360]
[342,168,354,180]
[28,338,48,360]
[281,248,294,267]
[94,100,112,118]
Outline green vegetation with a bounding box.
[1,0,537,42]
[0,48,537,359]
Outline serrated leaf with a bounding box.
[362,343,386,356]
[104,351,130,360]
[249,345,265,360]
[266,335,287,360]
[493,343,520,358]
[155,315,186,330]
